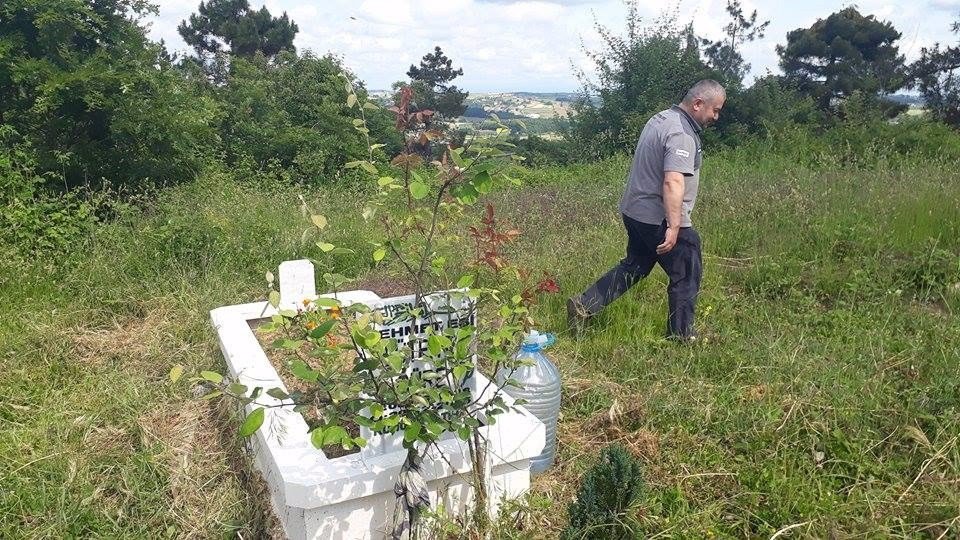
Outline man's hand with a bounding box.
[657,226,679,254]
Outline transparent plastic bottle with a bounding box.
[496,330,561,474]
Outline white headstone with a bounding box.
[278,259,316,309]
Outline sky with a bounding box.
[145,0,960,93]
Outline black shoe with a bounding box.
[567,297,592,336]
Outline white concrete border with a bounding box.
[210,291,545,539]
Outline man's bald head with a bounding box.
[680,80,726,127]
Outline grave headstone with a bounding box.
[278,259,316,310]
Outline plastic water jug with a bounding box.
[496,330,561,474]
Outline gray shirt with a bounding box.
[619,105,703,227]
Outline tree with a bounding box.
[188,83,553,539]
[909,19,960,126]
[701,0,769,87]
[405,46,469,120]
[567,4,714,157]
[0,0,218,190]
[710,75,822,144]
[777,7,906,112]
[178,0,298,60]
[214,51,401,181]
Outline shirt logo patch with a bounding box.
[675,149,690,158]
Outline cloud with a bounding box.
[146,0,960,91]
[928,0,960,11]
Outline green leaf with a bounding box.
[344,80,353,93]
[457,426,471,441]
[345,160,362,169]
[311,214,328,230]
[363,331,381,348]
[404,423,422,443]
[372,248,386,262]
[409,181,429,200]
[323,426,349,446]
[370,403,384,418]
[265,271,274,284]
[377,176,394,187]
[427,421,445,436]
[317,242,335,252]
[268,290,281,309]
[360,161,378,175]
[200,371,223,384]
[453,183,478,205]
[310,427,325,449]
[363,102,380,110]
[386,354,403,373]
[450,147,466,168]
[228,383,248,395]
[453,365,469,381]
[239,408,265,437]
[323,273,351,287]
[330,247,355,255]
[314,297,340,308]
[310,319,338,339]
[169,364,184,383]
[347,94,358,108]
[455,339,471,360]
[266,388,290,400]
[275,338,303,349]
[291,360,319,382]
[456,275,475,288]
[353,437,368,448]
[427,334,442,356]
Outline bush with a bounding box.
[213,52,402,183]
[567,8,715,159]
[0,126,96,264]
[0,0,219,191]
[561,444,645,540]
[510,136,578,167]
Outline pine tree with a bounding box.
[777,7,906,110]
[561,444,644,540]
[405,47,468,120]
[909,19,960,125]
[178,0,298,61]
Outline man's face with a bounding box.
[692,95,725,127]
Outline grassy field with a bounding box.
[1,149,958,538]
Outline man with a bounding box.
[568,79,726,340]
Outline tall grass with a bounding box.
[1,144,958,538]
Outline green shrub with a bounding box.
[0,126,96,264]
[510,136,578,167]
[561,444,644,540]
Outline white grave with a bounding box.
[210,260,545,539]
[278,259,318,310]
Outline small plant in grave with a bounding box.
[174,81,559,537]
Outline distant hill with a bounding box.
[508,92,581,102]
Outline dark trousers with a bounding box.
[577,214,703,338]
